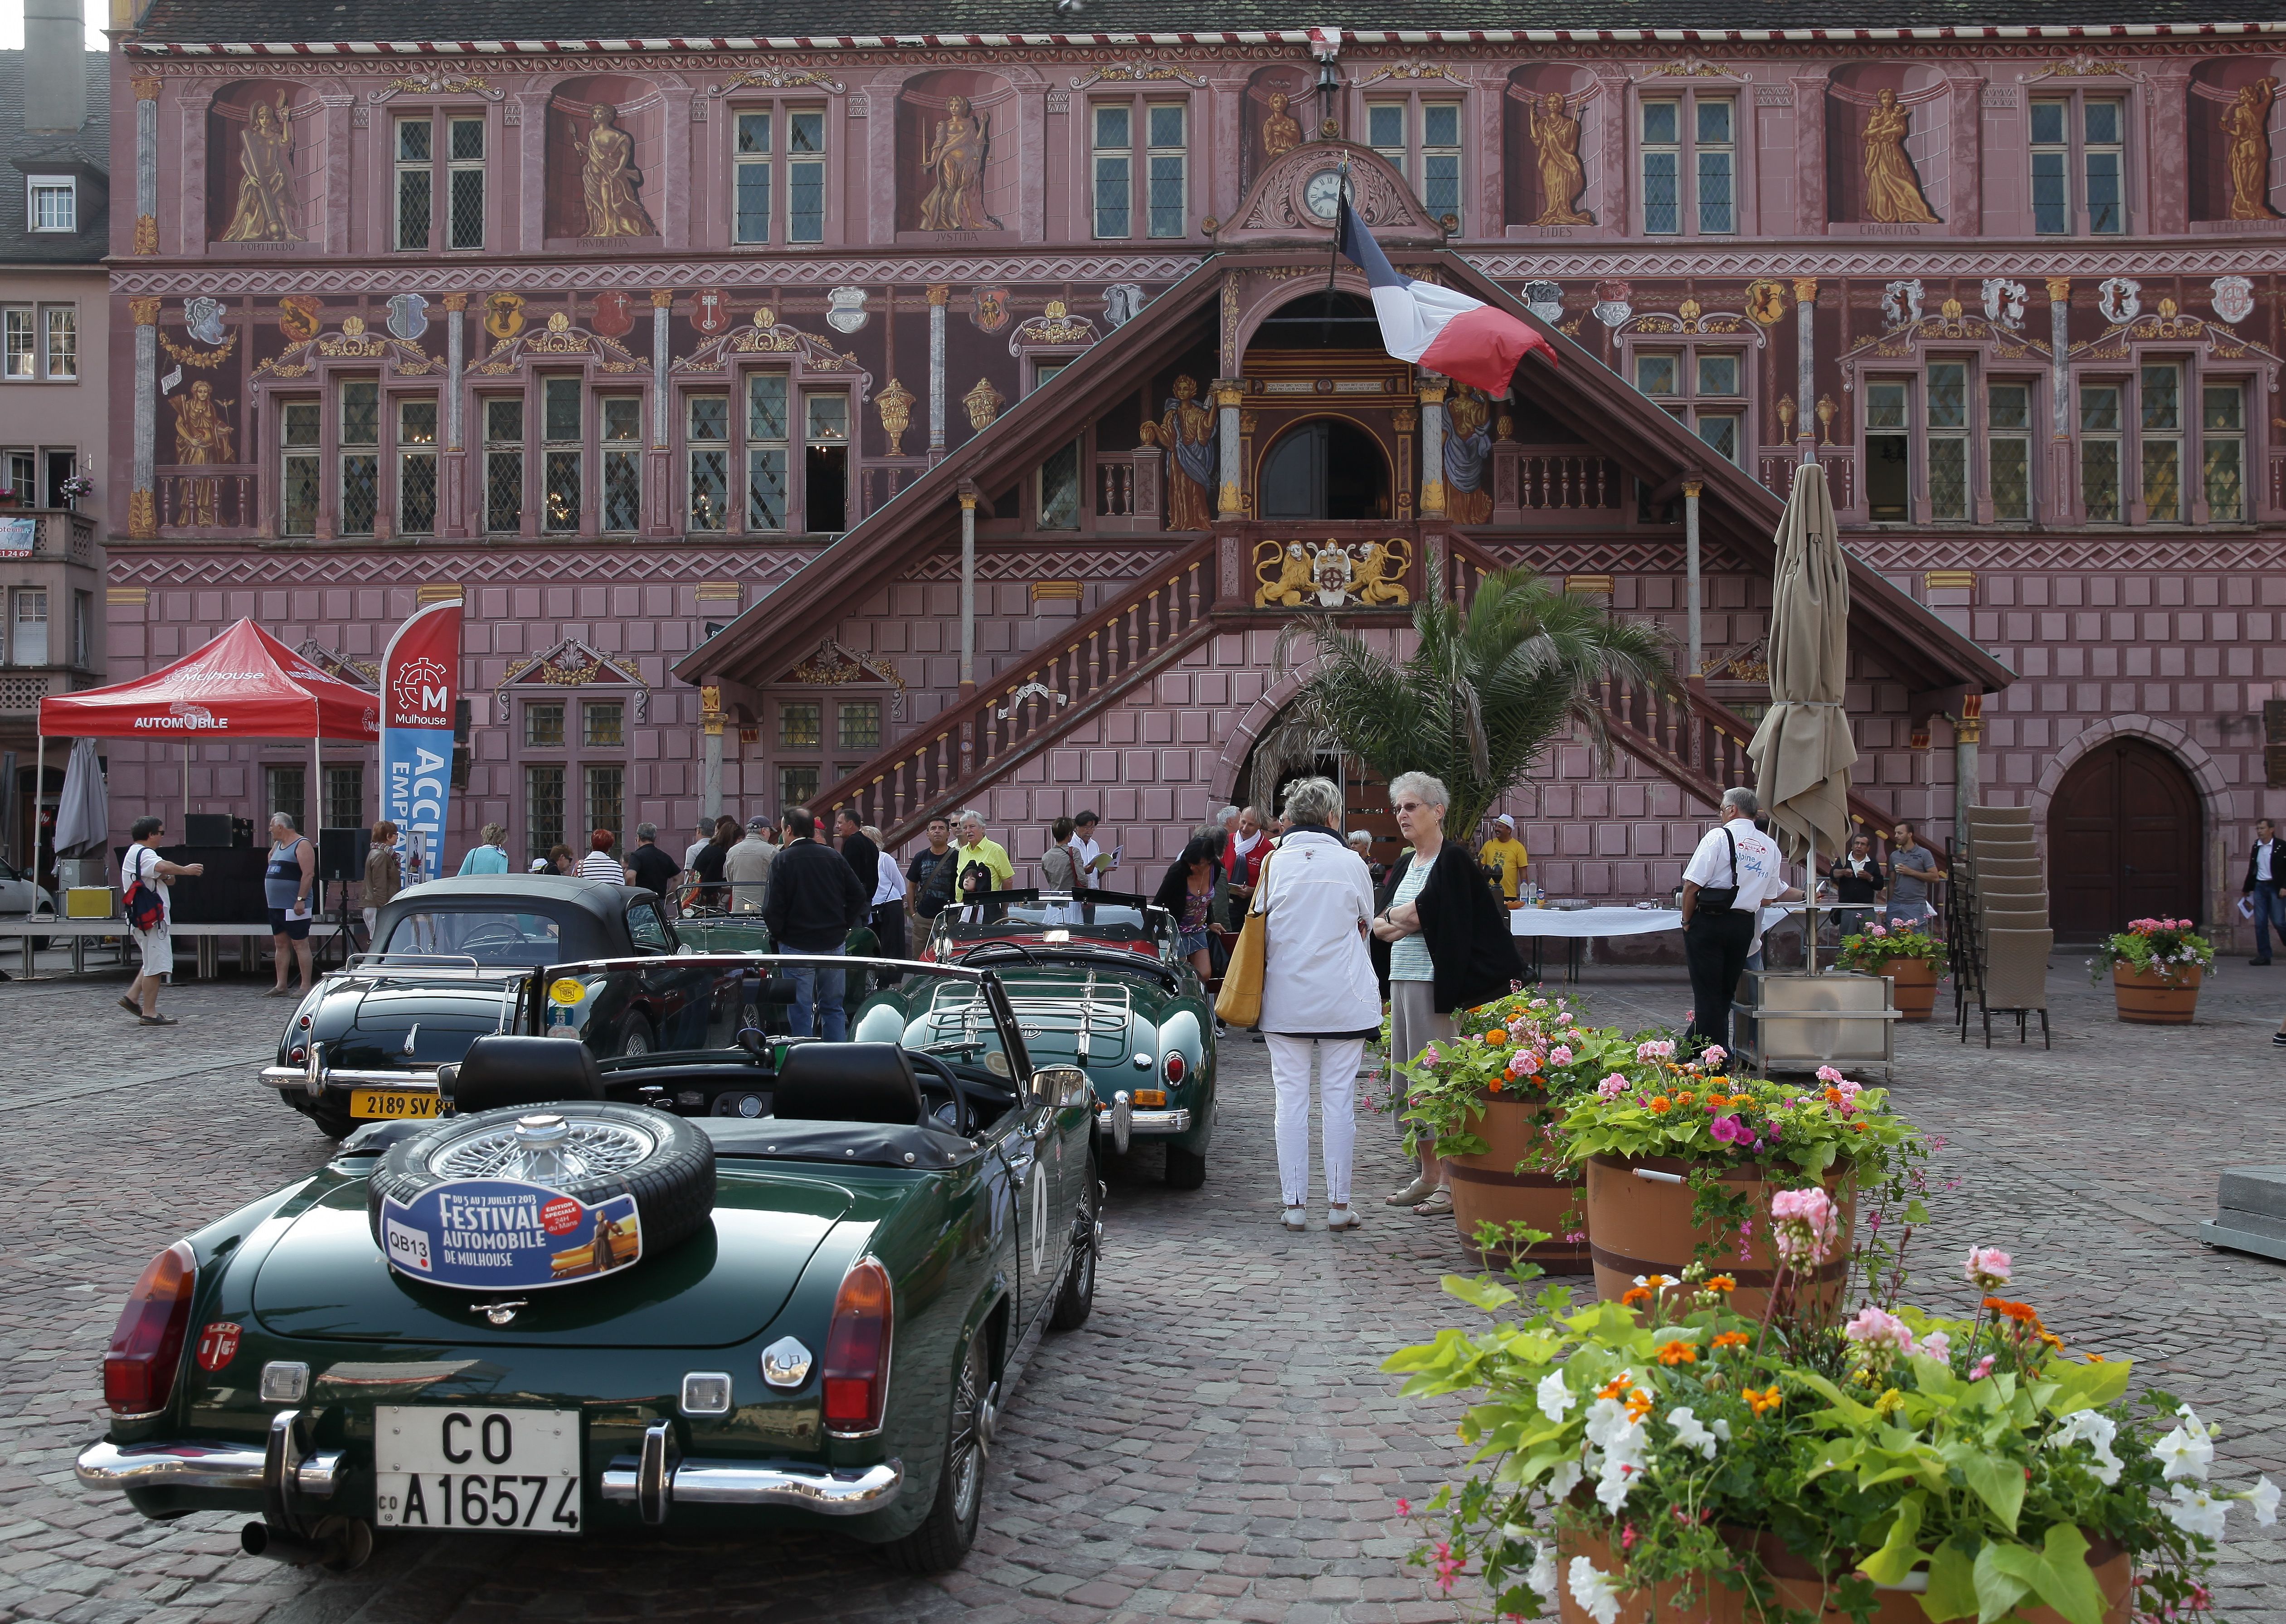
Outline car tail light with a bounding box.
[821,1259,893,1435]
[104,1240,197,1416]
[1162,1051,1186,1085]
[288,1045,306,1064]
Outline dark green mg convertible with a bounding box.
[902,890,1216,1189]
[79,956,1103,1575]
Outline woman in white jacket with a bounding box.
[1251,776,1381,1231]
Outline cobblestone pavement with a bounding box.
[2,956,2283,1623]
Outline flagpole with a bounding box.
[1322,156,1350,345]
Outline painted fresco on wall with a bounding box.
[1241,66,1312,190]
[2189,60,2286,222]
[1149,374,1216,530]
[548,75,663,241]
[1826,64,1950,226]
[898,70,1015,235]
[1444,384,1497,524]
[1505,66,1600,229]
[209,82,316,243]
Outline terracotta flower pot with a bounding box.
[2112,962,2201,1024]
[1874,958,1938,1022]
[1556,1531,2132,1624]
[1444,1093,1587,1272]
[1582,1153,1854,1322]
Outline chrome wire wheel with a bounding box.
[946,1337,987,1524]
[429,1113,661,1181]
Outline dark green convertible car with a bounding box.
[904,890,1216,1189]
[82,955,1103,1575]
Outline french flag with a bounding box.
[1336,194,1556,394]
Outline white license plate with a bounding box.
[374,1405,583,1534]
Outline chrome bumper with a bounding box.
[601,1425,900,1519]
[1128,1108,1192,1135]
[258,1065,441,1096]
[77,1437,342,1498]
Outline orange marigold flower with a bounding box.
[1706,1275,1738,1294]
[1656,1340,1698,1366]
[1743,1386,1784,1416]
[1851,1120,1868,1133]
[2038,1331,2065,1351]
[1674,1091,1696,1105]
[1484,1030,1508,1047]
[1983,1297,2040,1323]
[1711,1331,1751,1349]
[1620,1287,1654,1309]
[1624,1389,1655,1423]
[1823,1087,1845,1106]
[1649,1096,1673,1114]
[1488,1077,1505,1094]
[1596,1374,1635,1400]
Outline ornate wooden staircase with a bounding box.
[811,538,1220,847]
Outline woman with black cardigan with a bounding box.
[1371,771,1528,1217]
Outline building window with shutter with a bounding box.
[399,398,438,534]
[394,117,432,250]
[687,393,729,531]
[602,396,642,532]
[448,117,486,249]
[281,400,321,537]
[339,379,379,535]
[746,373,789,530]
[484,396,525,534]
[542,377,582,533]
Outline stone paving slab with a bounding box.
[0,960,2281,1621]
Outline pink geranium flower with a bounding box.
[1699,1044,1727,1067]
[1596,1072,1631,1099]
[1770,1186,1842,1264]
[1965,1245,2013,1288]
[1843,1305,1915,1353]
[1550,1045,1575,1067]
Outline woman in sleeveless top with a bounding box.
[264,812,317,997]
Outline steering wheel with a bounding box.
[905,1049,974,1136]
[964,939,1043,968]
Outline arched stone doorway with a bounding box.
[2047,737,2203,936]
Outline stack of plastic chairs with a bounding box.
[1951,806,2053,1048]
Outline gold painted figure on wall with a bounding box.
[169,380,236,527]
[2222,77,2281,220]
[1261,91,1302,158]
[1527,91,1595,226]
[575,103,657,238]
[1861,88,1941,224]
[219,92,300,243]
[919,94,992,230]
[1443,385,1497,524]
[1157,374,1217,532]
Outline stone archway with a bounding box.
[2029,716,2231,938]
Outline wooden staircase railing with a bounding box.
[816,538,1220,846]
[1447,537,1902,847]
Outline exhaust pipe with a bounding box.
[241,1516,372,1571]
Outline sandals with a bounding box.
[1385,1174,1434,1207]
[1412,1187,1454,1218]
[263,984,295,998]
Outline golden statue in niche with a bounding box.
[1526,91,1595,226]
[2222,77,2281,220]
[1443,384,1496,525]
[169,381,236,527]
[219,92,300,243]
[574,103,657,238]
[919,94,992,231]
[1156,374,1216,532]
[1861,88,1941,224]
[1261,91,1302,158]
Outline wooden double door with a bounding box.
[2047,738,2203,938]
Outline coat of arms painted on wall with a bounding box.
[972,287,1010,331]
[590,290,634,338]
[278,295,321,342]
[485,292,526,340]
[385,292,428,342]
[693,290,731,335]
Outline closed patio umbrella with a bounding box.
[53,737,108,861]
[1747,462,1857,886]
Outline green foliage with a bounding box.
[2087,917,2214,986]
[1834,921,1950,975]
[1276,567,1670,840]
[1391,986,1634,1159]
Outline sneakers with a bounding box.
[2271,1032,2286,1047]
[1326,1205,1362,1231]
[1281,1206,1308,1230]
[1385,1173,1434,1207]
[1214,1019,1229,1039]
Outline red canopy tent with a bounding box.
[37,618,380,826]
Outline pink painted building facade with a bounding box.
[88,0,2286,940]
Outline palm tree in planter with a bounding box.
[1273,567,1670,842]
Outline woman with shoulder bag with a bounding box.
[1370,772,1529,1218]
[1152,836,1223,987]
[1253,778,1379,1232]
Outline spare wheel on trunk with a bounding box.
[366,1102,715,1289]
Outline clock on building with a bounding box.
[1303,168,1346,221]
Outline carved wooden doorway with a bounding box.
[2047,737,2203,937]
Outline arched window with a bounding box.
[1258,418,1391,520]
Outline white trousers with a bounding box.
[1265,1034,1364,1208]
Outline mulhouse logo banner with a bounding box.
[379,598,463,886]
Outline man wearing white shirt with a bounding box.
[2243,818,2286,965]
[1069,809,1108,891]
[1678,787,1785,1055]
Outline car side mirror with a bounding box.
[1030,1063,1088,1110]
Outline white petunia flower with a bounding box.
[1583,1396,1635,1450]
[1568,1556,1624,1624]
[1538,1370,1576,1422]
[2246,1476,2281,1527]
[2162,1483,2229,1542]
[2155,1412,2216,1484]
[1542,1459,1583,1502]
[1711,1418,1732,1443]
[2047,1411,2123,1487]
[1666,1406,1720,1459]
[1525,1541,1560,1607]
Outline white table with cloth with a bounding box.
[1508,904,1800,982]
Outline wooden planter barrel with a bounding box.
[1444,1094,1588,1272]
[2113,962,2202,1024]
[1875,958,1938,1021]
[1556,1532,2130,1624]
[1582,1153,1854,1322]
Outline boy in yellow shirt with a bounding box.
[1480,813,1531,903]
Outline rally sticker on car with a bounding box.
[378,1178,642,1290]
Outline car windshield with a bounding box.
[381,909,564,967]
[937,892,1160,948]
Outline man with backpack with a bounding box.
[906,815,959,928]
[120,815,203,1027]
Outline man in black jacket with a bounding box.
[766,808,872,1039]
[835,807,882,896]
[2244,818,2286,965]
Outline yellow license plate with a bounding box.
[351,1089,442,1121]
